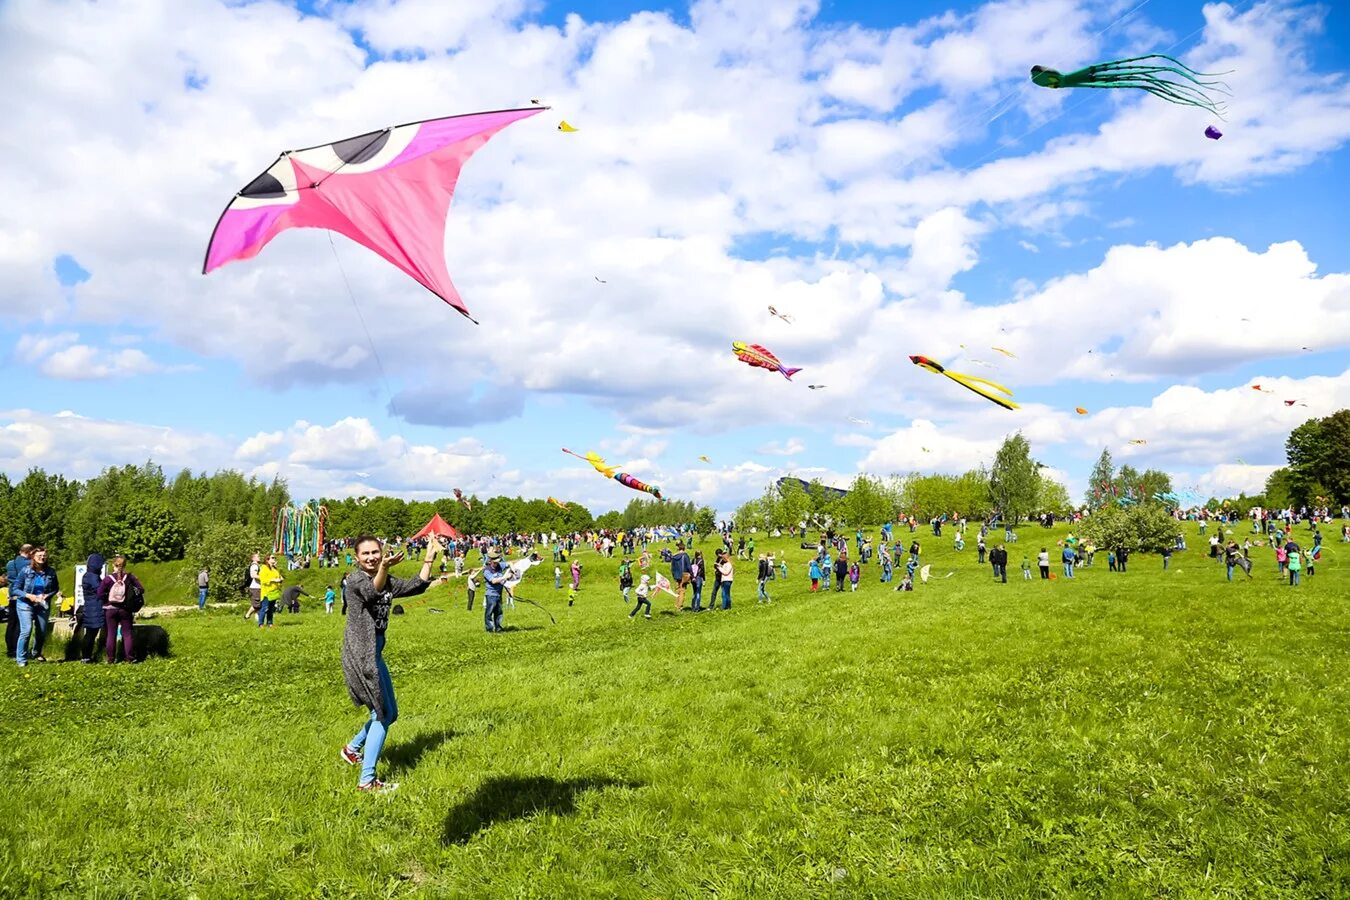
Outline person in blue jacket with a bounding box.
[79,554,105,662]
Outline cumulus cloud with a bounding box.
[0,0,1347,510]
[757,437,806,457]
[13,332,184,380]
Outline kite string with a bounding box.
[327,232,396,413]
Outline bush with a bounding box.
[187,521,267,603]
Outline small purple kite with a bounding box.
[1204,125,1223,140]
[203,107,546,321]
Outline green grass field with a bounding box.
[4,523,1348,897]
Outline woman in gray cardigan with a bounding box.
[339,535,443,793]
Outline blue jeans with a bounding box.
[1163,557,1170,570]
[719,581,731,609]
[257,599,275,626]
[691,582,703,610]
[1290,570,1301,586]
[198,587,209,609]
[483,593,503,632]
[15,600,48,666]
[1063,563,1074,578]
[1226,565,1234,581]
[348,634,397,784]
[757,580,769,601]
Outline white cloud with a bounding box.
[0,0,1347,512]
[757,437,806,456]
[13,332,183,380]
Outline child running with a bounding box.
[630,574,652,619]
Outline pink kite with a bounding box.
[203,107,546,321]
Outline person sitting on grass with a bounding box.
[340,535,444,794]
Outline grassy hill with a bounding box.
[3,522,1347,896]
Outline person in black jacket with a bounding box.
[833,552,848,592]
[989,544,1008,583]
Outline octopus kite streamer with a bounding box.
[909,355,1018,411]
[1031,55,1231,117]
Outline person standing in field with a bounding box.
[245,552,262,622]
[5,544,33,658]
[324,584,336,614]
[1038,548,1050,579]
[197,566,210,610]
[12,546,58,667]
[990,544,1008,583]
[758,554,773,602]
[257,554,283,628]
[97,555,143,664]
[690,551,706,611]
[669,541,691,611]
[340,536,442,793]
[78,554,105,662]
[481,548,510,633]
[716,551,734,609]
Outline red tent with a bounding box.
[412,513,460,540]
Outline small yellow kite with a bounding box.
[558,120,578,132]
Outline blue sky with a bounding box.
[2,0,1349,515]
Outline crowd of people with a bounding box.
[3,544,147,666]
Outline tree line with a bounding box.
[0,464,288,567]
[733,432,1074,530]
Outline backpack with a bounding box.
[109,576,127,605]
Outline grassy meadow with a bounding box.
[3,522,1349,897]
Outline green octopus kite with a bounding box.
[1031,54,1230,117]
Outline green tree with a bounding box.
[1135,469,1173,504]
[1085,448,1114,509]
[187,521,268,603]
[1036,478,1071,514]
[839,474,890,527]
[1287,410,1350,505]
[989,432,1040,523]
[106,499,187,562]
[774,479,810,531]
[6,468,78,560]
[693,506,716,542]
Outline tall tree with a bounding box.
[1085,448,1114,509]
[989,432,1040,523]
[1286,410,1350,505]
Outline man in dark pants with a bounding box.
[990,544,1008,583]
[6,545,33,658]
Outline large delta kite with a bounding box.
[203,107,546,321]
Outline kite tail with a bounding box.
[781,366,803,380]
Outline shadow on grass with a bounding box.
[500,624,545,632]
[383,728,459,775]
[441,775,642,845]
